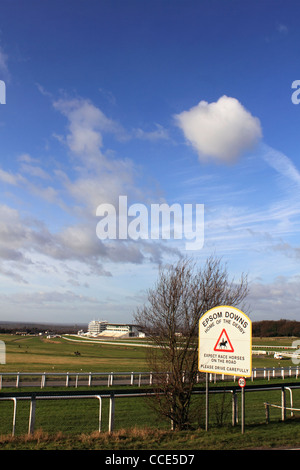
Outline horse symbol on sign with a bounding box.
[219,338,228,348]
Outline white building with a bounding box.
[105,323,139,337]
[88,320,108,336]
[87,320,145,338]
[95,323,143,338]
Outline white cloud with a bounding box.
[18,153,39,164]
[20,163,51,180]
[277,23,288,34]
[133,124,169,141]
[0,202,111,283]
[0,96,180,288]
[175,95,262,163]
[52,98,141,216]
[248,276,300,320]
[0,168,24,185]
[0,199,180,290]
[262,144,300,187]
[53,97,126,167]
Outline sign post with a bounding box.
[238,377,246,434]
[199,306,252,431]
[205,372,209,431]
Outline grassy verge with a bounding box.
[0,334,299,450]
[0,419,300,450]
[1,381,300,449]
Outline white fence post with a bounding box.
[12,398,17,436]
[109,392,115,433]
[96,396,102,432]
[28,394,36,435]
[281,387,286,421]
[41,372,46,389]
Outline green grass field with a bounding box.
[0,334,149,373]
[1,386,300,449]
[0,333,300,450]
[0,333,297,373]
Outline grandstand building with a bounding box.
[88,320,108,336]
[101,323,139,338]
[87,320,142,338]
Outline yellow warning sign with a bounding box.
[198,306,252,377]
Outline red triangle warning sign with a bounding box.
[214,329,234,352]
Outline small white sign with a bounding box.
[198,306,252,377]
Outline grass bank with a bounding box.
[0,420,300,450]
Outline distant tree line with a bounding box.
[0,323,86,335]
[252,319,300,337]
[1,319,300,337]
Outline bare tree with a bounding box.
[134,255,248,430]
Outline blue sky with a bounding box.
[0,0,300,324]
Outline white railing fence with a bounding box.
[0,366,300,389]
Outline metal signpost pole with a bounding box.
[238,377,246,434]
[241,386,245,434]
[205,372,209,431]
